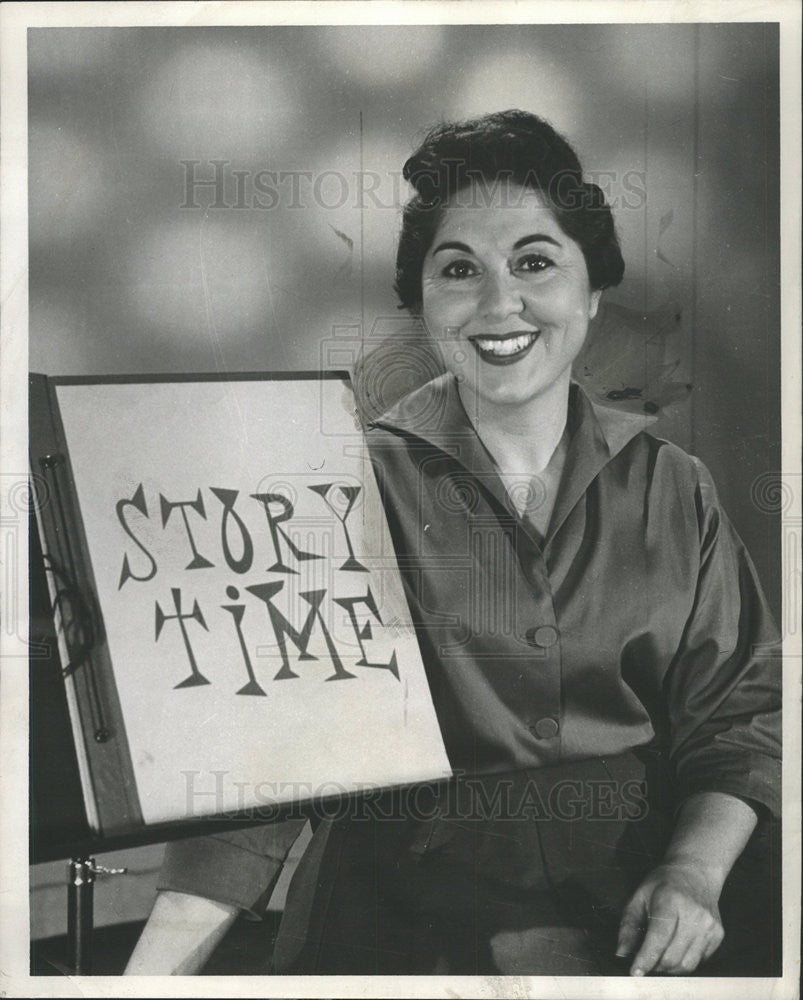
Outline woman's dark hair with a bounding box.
[394,110,625,311]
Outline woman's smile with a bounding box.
[468,329,541,365]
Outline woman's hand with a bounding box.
[616,859,724,975]
[615,791,759,977]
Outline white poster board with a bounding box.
[53,375,451,826]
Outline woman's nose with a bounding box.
[478,269,524,322]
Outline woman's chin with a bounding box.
[454,372,555,410]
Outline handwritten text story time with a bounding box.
[115,478,403,695]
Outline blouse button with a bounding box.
[531,717,560,739]
[526,625,559,648]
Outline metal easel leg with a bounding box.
[67,857,95,975]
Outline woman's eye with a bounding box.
[514,253,553,274]
[441,259,478,279]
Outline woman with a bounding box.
[126,110,781,977]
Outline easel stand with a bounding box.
[67,857,126,974]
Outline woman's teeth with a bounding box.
[474,331,539,356]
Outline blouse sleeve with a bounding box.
[665,457,782,818]
[157,819,309,918]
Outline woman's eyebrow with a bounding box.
[432,240,473,255]
[513,233,561,250]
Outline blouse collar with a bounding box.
[369,372,656,461]
[368,373,659,545]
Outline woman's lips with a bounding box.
[468,330,540,366]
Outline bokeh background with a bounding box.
[28,22,781,938]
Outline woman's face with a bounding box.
[421,181,601,409]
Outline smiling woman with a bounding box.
[127,110,781,979]
[421,186,601,403]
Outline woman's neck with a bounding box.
[457,372,571,474]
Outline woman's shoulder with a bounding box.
[637,429,716,485]
[617,427,722,524]
[581,388,715,490]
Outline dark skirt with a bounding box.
[272,749,781,976]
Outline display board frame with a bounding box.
[29,370,450,847]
